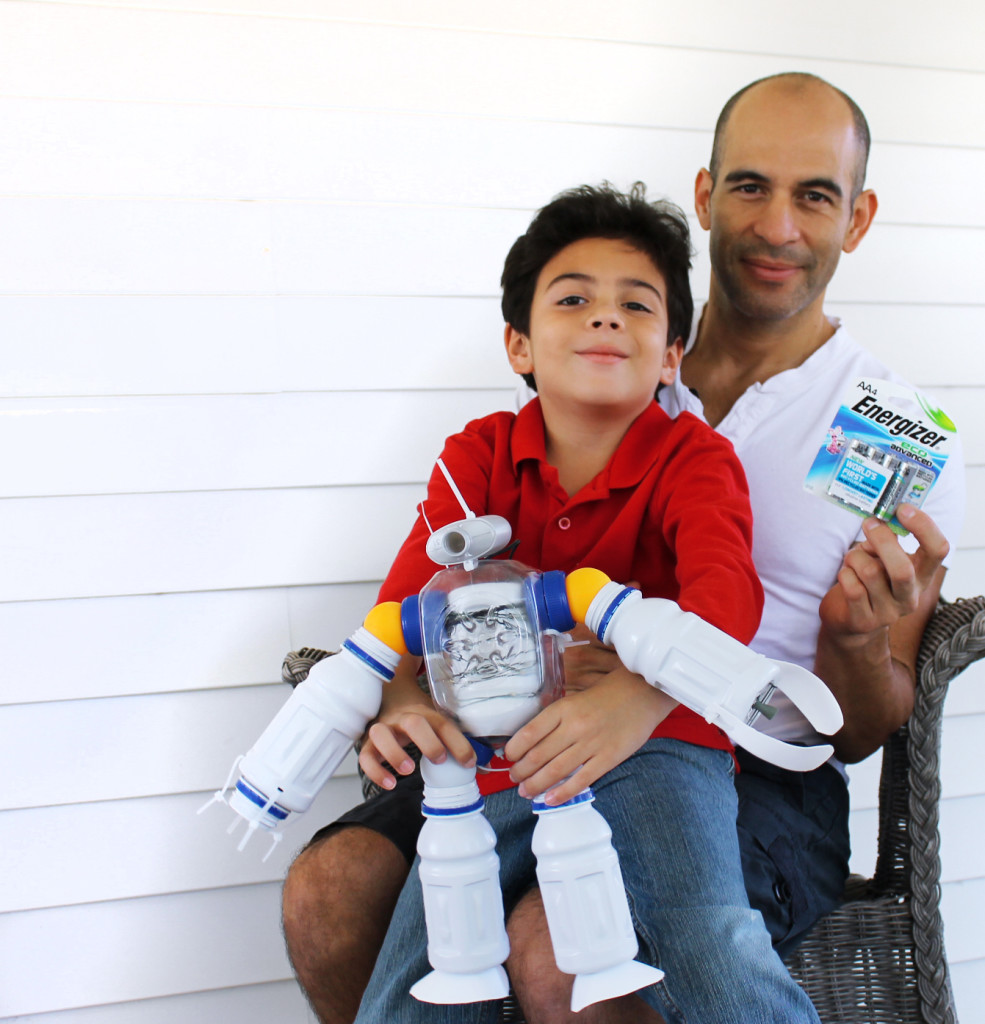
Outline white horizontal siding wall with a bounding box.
[1,1,982,1019]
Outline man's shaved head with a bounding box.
[710,73,871,200]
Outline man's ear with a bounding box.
[660,337,684,385]
[842,189,878,254]
[694,168,714,231]
[504,324,534,376]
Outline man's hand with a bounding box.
[816,504,949,762]
[503,669,677,806]
[819,504,948,637]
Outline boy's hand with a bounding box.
[560,580,640,693]
[560,625,622,692]
[360,703,477,790]
[503,669,677,806]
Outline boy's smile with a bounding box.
[505,237,681,422]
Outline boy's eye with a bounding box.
[624,301,652,313]
[557,295,586,306]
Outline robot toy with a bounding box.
[202,482,843,1012]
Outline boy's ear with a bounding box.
[504,324,534,376]
[660,337,683,385]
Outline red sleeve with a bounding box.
[655,415,763,644]
[376,413,513,603]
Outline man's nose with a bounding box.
[754,196,800,247]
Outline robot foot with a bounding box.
[570,959,665,1012]
[410,965,510,1005]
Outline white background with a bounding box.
[1,1,983,1020]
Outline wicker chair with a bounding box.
[782,594,985,1024]
[282,595,985,1024]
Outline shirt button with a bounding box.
[558,517,571,530]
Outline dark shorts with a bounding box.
[310,746,850,959]
[307,762,425,866]
[734,747,851,958]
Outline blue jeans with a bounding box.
[354,738,820,1024]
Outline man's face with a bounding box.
[697,82,873,324]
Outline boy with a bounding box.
[351,184,820,1023]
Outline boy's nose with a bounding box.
[588,304,624,330]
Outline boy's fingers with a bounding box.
[516,746,586,800]
[358,743,398,790]
[432,719,478,767]
[503,705,560,764]
[365,722,416,775]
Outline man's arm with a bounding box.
[814,504,949,763]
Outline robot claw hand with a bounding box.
[566,570,844,772]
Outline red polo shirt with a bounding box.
[379,399,762,794]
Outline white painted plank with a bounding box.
[943,549,985,604]
[286,581,383,651]
[930,389,985,466]
[0,198,528,297]
[939,794,985,886]
[826,304,985,390]
[0,684,360,810]
[5,196,985,313]
[40,0,985,75]
[959,467,984,549]
[0,484,422,602]
[0,589,290,704]
[2,782,364,913]
[853,793,985,887]
[939,714,985,804]
[3,388,976,499]
[0,390,514,497]
[0,883,294,1018]
[951,959,985,1024]
[0,582,383,705]
[945,660,985,718]
[4,480,980,606]
[3,6,985,148]
[8,681,966,816]
[942,877,985,964]
[4,296,984,399]
[1,980,315,1024]
[0,98,704,212]
[6,96,985,233]
[0,295,513,397]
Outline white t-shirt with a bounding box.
[659,316,967,745]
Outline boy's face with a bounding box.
[505,237,681,419]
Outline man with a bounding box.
[282,73,965,1024]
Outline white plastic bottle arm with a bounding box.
[564,571,844,772]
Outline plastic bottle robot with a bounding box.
[203,498,843,1011]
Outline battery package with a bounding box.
[804,377,957,535]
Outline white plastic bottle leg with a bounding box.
[409,757,510,1004]
[531,790,664,1012]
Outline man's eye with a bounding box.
[804,191,832,204]
[736,183,762,195]
[558,295,586,306]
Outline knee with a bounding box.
[282,827,410,955]
[506,889,573,1017]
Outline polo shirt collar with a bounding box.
[510,396,670,494]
